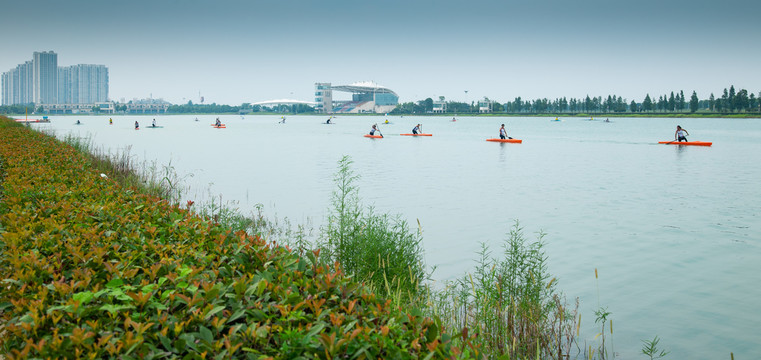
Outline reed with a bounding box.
[425,222,581,359]
[641,335,669,360]
[59,132,188,204]
[319,155,427,303]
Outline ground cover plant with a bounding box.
[0,117,467,359]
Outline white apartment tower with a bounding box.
[58,64,109,104]
[33,51,58,104]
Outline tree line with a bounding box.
[392,85,760,114]
[166,101,316,114]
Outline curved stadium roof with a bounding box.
[251,99,317,106]
[331,81,397,96]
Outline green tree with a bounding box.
[419,97,434,112]
[678,90,686,111]
[513,97,523,112]
[643,94,653,112]
[630,100,638,112]
[735,89,749,112]
[446,101,470,113]
[709,93,715,111]
[729,85,736,112]
[689,91,699,113]
[720,88,729,113]
[584,95,593,112]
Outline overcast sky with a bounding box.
[2,0,759,105]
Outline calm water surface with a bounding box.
[35,115,760,359]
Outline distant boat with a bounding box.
[14,109,47,123]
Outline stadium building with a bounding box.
[315,81,398,114]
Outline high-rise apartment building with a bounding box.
[2,51,108,106]
[1,61,33,105]
[33,51,58,104]
[58,64,109,104]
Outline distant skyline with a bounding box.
[3,0,760,105]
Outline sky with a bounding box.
[2,0,760,105]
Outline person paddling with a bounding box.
[370,124,383,137]
[152,118,157,127]
[674,125,689,142]
[412,124,422,135]
[215,117,222,127]
[499,124,513,139]
[134,121,139,129]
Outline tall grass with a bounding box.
[194,194,315,253]
[59,133,188,204]
[57,130,317,253]
[319,155,426,304]
[427,222,581,359]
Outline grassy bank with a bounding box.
[1,116,659,359]
[0,117,465,358]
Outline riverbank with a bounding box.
[0,116,461,358]
[5,111,760,119]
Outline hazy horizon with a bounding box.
[3,0,760,105]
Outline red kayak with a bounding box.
[364,134,383,138]
[400,133,432,136]
[212,124,226,129]
[486,138,522,143]
[658,141,711,146]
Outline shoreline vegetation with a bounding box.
[0,116,671,358]
[3,110,761,119]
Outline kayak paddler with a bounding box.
[369,124,382,137]
[499,124,513,140]
[675,125,689,142]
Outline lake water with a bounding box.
[32,114,760,359]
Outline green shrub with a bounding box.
[320,156,426,304]
[428,222,578,359]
